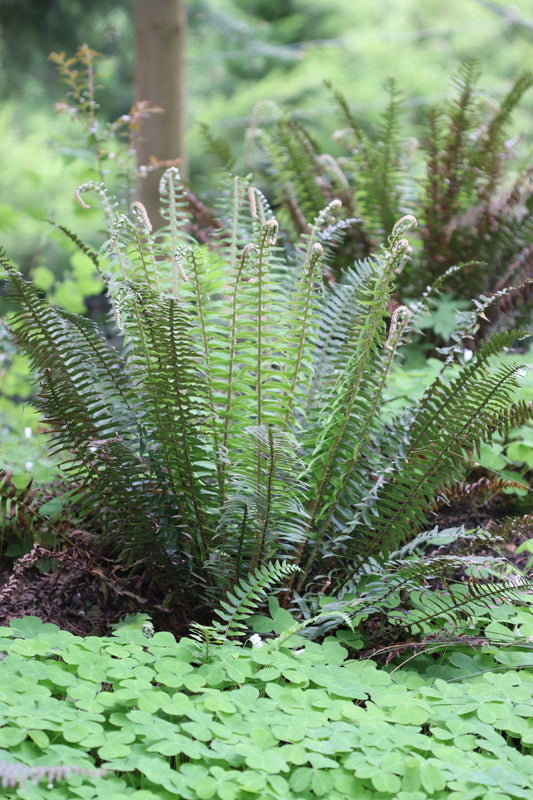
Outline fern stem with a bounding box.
[296,275,390,561]
[131,225,161,293]
[221,246,249,484]
[128,297,208,564]
[167,307,210,557]
[186,249,225,503]
[229,175,244,271]
[304,282,358,415]
[252,425,276,570]
[166,170,180,297]
[283,242,323,430]
[235,501,249,580]
[287,222,415,594]
[256,235,266,430]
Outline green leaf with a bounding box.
[390,702,429,725]
[371,771,402,793]
[420,760,447,793]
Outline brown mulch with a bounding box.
[1,490,532,639]
[0,532,201,638]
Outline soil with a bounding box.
[1,490,532,640]
[0,532,208,639]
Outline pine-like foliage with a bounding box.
[1,170,532,621]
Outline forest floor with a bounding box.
[1,491,532,640]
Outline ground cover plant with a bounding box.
[3,614,533,799]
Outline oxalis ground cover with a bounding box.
[2,617,533,798]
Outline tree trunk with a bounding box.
[134,0,187,230]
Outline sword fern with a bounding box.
[1,168,531,624]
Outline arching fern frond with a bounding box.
[45,221,100,270]
[117,282,219,566]
[393,576,533,638]
[343,342,532,571]
[293,216,418,588]
[198,121,236,172]
[191,559,299,653]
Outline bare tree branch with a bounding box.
[472,0,533,32]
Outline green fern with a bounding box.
[0,469,61,553]
[393,576,533,638]
[214,425,309,582]
[2,169,532,630]
[251,62,533,338]
[191,559,299,650]
[352,338,526,554]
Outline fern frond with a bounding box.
[389,524,506,559]
[417,60,533,305]
[158,167,193,280]
[0,470,58,551]
[420,61,483,280]
[281,202,335,429]
[371,78,406,235]
[261,114,326,224]
[323,523,530,640]
[477,70,533,196]
[491,513,533,541]
[202,182,317,475]
[1,255,165,550]
[198,121,235,172]
[118,283,219,565]
[75,181,118,230]
[192,560,299,646]
[394,576,533,637]
[344,337,531,570]
[214,425,309,583]
[304,264,370,410]
[329,79,408,238]
[294,217,417,587]
[431,475,526,511]
[45,221,100,270]
[2,258,138,444]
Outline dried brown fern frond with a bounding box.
[491,513,533,542]
[431,474,527,513]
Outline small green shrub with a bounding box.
[2,616,533,799]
